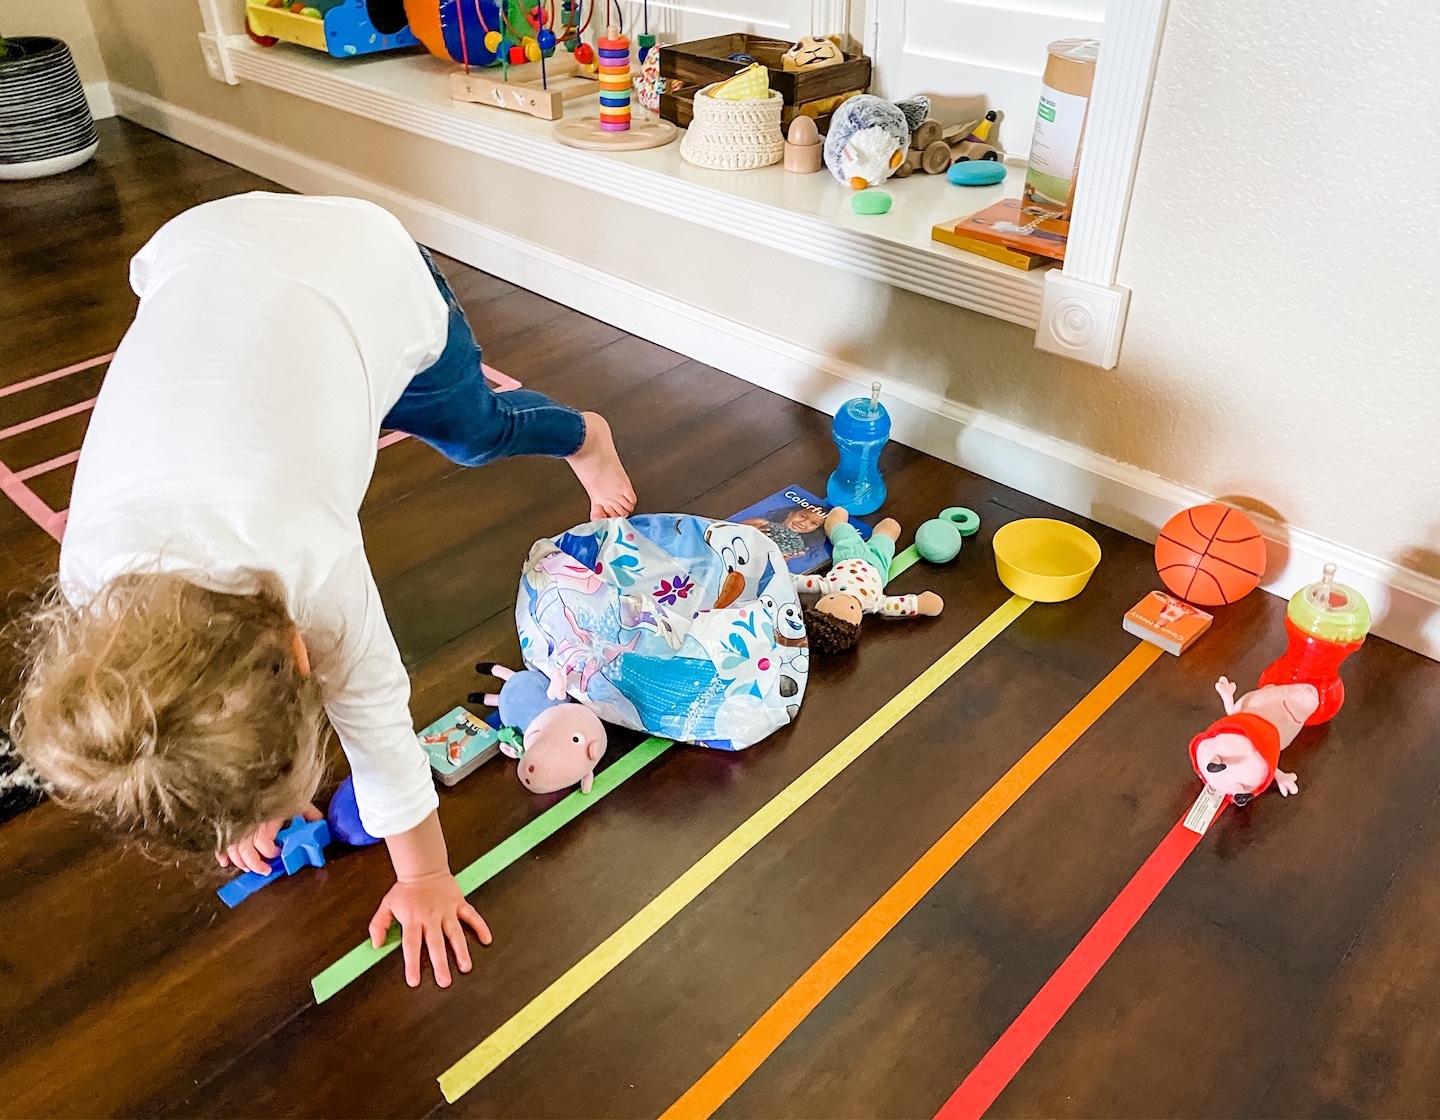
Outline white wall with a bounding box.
[1115,0,1440,583]
[83,0,1440,651]
[0,0,107,85]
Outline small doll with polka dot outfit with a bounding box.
[796,507,943,653]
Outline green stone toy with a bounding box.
[914,506,980,563]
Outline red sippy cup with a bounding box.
[1258,564,1370,725]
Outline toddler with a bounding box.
[9,193,635,989]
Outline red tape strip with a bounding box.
[936,807,1217,1120]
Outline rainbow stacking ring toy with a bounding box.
[596,33,632,131]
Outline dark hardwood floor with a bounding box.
[2,119,1439,1119]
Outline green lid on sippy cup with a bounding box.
[1287,564,1371,643]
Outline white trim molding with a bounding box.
[195,0,242,84]
[1038,0,1170,368]
[106,80,1440,663]
[84,81,115,121]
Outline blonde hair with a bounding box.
[7,571,329,854]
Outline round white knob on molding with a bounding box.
[1050,297,1096,349]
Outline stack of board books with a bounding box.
[932,197,1069,271]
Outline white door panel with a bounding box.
[609,0,817,41]
[872,0,1104,159]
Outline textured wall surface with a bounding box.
[0,0,108,84]
[1114,0,1440,577]
[84,0,1440,584]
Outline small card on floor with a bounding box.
[419,707,503,786]
[1123,591,1212,656]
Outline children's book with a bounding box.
[1124,591,1213,656]
[419,706,504,786]
[941,198,1068,261]
[729,485,871,575]
[931,221,1055,271]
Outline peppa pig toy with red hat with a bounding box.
[1189,676,1320,805]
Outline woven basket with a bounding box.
[0,37,98,181]
[680,85,784,171]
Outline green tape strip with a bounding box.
[889,544,921,581]
[311,736,675,1004]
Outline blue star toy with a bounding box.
[280,816,330,874]
[216,815,331,909]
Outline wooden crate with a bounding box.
[659,33,870,106]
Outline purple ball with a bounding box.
[327,776,381,847]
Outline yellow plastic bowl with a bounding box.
[992,518,1101,602]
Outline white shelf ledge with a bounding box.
[220,38,1047,329]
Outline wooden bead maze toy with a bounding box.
[446,0,604,120]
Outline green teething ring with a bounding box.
[940,507,981,536]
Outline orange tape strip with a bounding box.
[661,641,1163,1120]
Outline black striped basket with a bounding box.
[0,37,98,180]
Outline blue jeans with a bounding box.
[382,248,587,464]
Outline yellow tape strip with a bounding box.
[437,595,1033,1103]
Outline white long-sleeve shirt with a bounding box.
[59,192,449,838]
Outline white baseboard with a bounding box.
[85,81,115,121]
[110,82,1440,663]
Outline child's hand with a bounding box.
[217,804,323,874]
[369,872,492,988]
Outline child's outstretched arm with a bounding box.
[320,552,492,988]
[370,809,492,987]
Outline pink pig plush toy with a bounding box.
[469,663,607,794]
[1189,676,1320,806]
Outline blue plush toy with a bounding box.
[824,93,930,190]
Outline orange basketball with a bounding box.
[1155,503,1266,606]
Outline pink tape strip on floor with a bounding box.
[0,353,112,400]
[14,450,81,482]
[0,398,97,443]
[0,458,66,542]
[0,358,524,540]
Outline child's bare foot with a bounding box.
[917,591,944,616]
[825,506,850,532]
[566,412,636,519]
[873,517,900,541]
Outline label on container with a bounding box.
[1025,83,1089,206]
